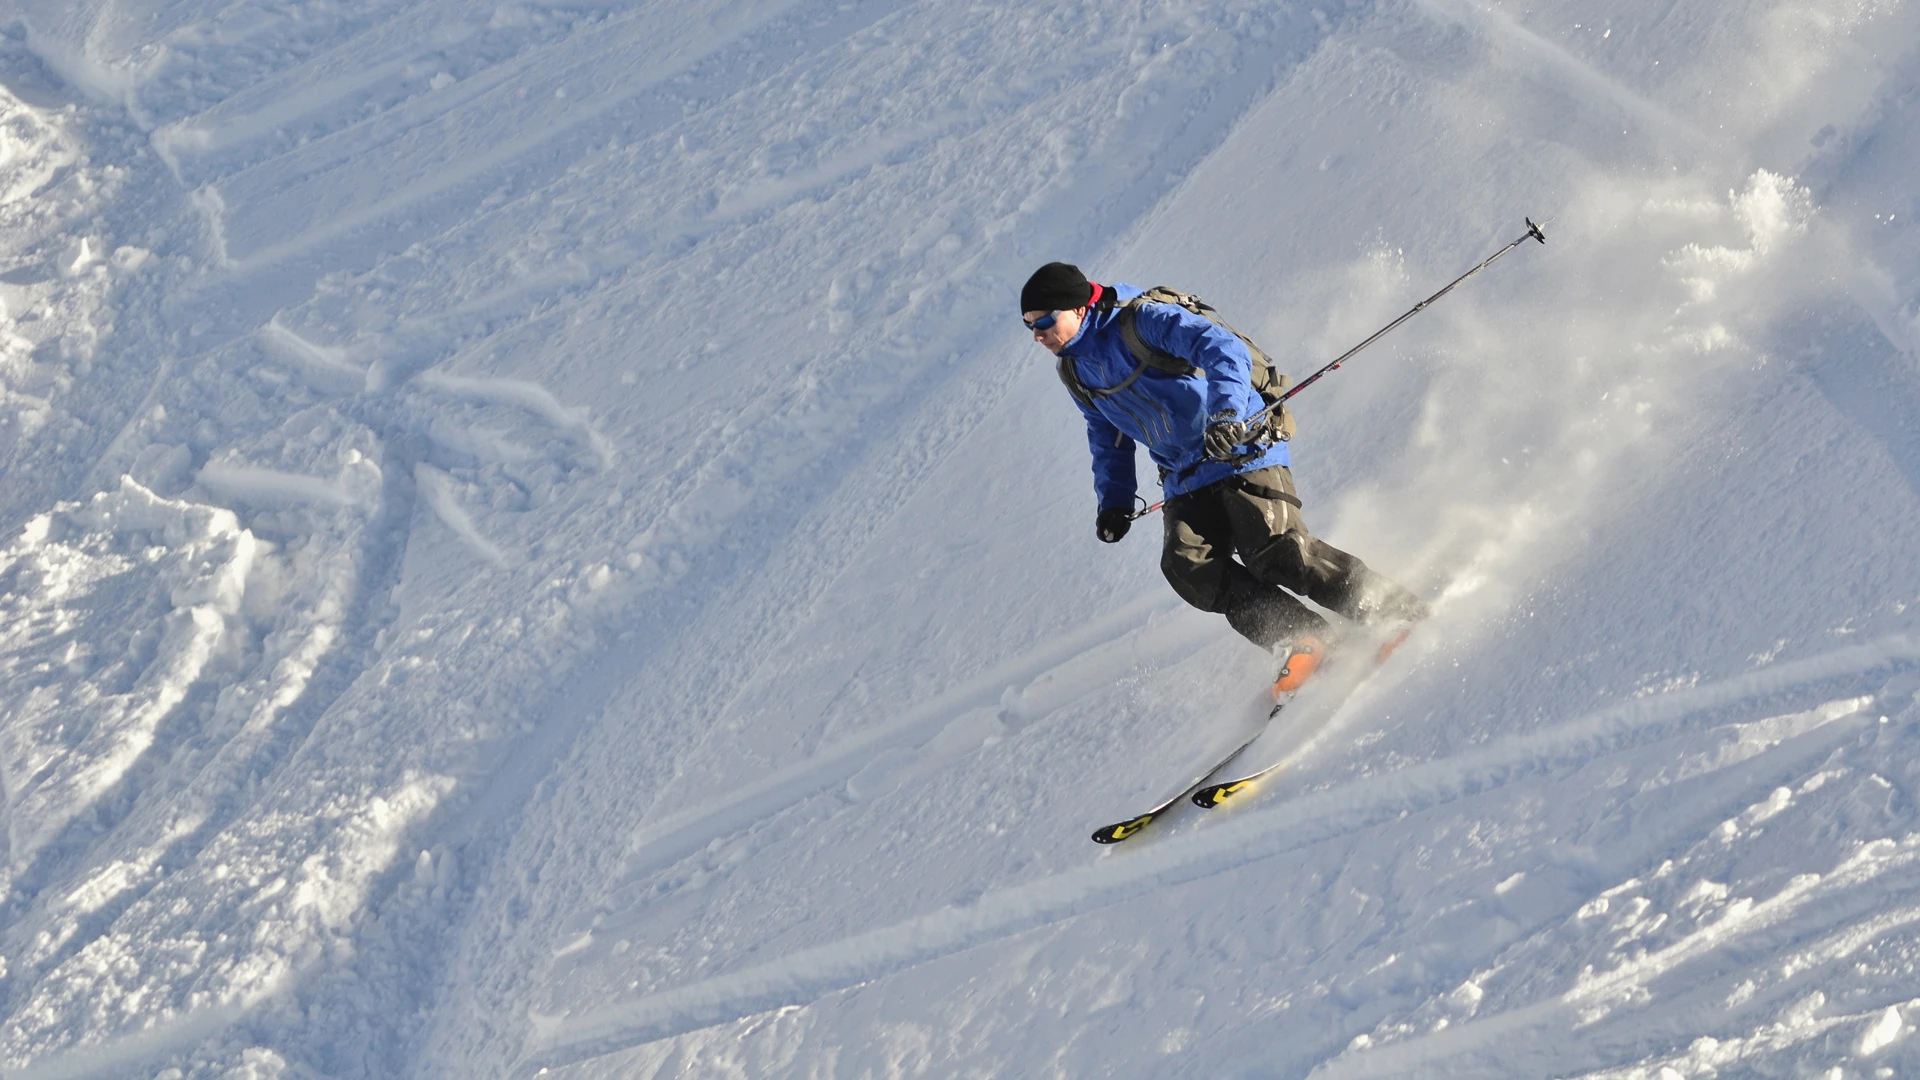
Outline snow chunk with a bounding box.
[1858,1005,1905,1056]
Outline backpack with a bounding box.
[1055,286,1297,443]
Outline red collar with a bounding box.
[1087,282,1105,307]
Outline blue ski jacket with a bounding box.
[1061,283,1290,511]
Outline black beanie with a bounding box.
[1021,262,1093,313]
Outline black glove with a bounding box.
[1203,417,1250,462]
[1095,507,1132,543]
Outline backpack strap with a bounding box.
[1055,352,1096,408]
[1118,288,1203,378]
[1124,286,1296,444]
[1058,352,1156,407]
[1058,288,1296,448]
[1056,287,1147,407]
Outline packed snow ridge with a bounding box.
[0,0,1919,1077]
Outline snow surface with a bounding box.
[0,0,1918,1076]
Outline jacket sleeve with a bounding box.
[1132,303,1263,422]
[1076,397,1138,511]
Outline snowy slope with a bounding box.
[0,0,1918,1077]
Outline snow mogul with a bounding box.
[1021,261,1427,695]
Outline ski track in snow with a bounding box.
[1308,836,1920,1079]
[520,633,1920,1071]
[597,591,1192,891]
[0,7,649,1071]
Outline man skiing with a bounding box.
[1023,261,1426,694]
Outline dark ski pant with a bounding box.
[1160,465,1425,651]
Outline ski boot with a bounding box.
[1374,618,1422,666]
[1271,634,1329,699]
[1356,582,1428,667]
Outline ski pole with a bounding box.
[1258,217,1547,418]
[1130,217,1547,522]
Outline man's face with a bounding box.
[1024,306,1086,354]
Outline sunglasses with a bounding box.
[1023,311,1061,332]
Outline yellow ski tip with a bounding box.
[1092,814,1156,844]
[1192,780,1252,809]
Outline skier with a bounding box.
[1022,261,1426,694]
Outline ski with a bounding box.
[1091,692,1294,844]
[1190,758,1285,809]
[1192,624,1419,811]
